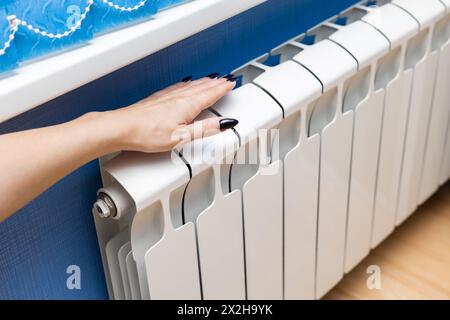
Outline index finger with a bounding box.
[182,80,236,123]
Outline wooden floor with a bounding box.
[325,182,450,300]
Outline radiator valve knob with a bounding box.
[93,193,117,219]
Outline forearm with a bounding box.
[0,76,235,222]
[0,112,122,221]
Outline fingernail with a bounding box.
[220,118,239,131]
[224,74,235,79]
[182,76,193,82]
[227,76,238,82]
[207,73,220,79]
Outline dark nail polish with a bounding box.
[208,73,220,79]
[224,74,235,79]
[227,76,238,82]
[182,76,193,82]
[220,118,239,131]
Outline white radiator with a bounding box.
[92,0,450,300]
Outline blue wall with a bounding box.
[0,0,358,299]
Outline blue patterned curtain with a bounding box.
[91,0,157,34]
[0,1,18,73]
[0,0,186,70]
[6,0,94,62]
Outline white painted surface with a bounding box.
[180,125,246,300]
[212,84,284,300]
[294,40,357,298]
[395,2,445,225]
[105,228,130,300]
[330,19,390,273]
[362,3,420,247]
[253,60,322,299]
[419,15,450,203]
[117,242,132,300]
[393,0,445,29]
[104,151,201,300]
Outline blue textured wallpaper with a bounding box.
[0,0,358,299]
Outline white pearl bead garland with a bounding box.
[0,16,19,56]
[102,0,147,12]
[0,0,150,57]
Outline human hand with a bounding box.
[104,75,238,153]
[0,75,239,219]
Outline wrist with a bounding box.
[75,111,129,157]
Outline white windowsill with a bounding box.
[0,0,266,123]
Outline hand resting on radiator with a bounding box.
[0,76,238,222]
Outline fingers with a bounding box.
[144,77,214,104]
[132,74,234,120]
[173,77,227,97]
[151,77,217,105]
[115,74,239,154]
[181,80,236,122]
[142,81,190,102]
[182,117,239,142]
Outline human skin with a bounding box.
[0,76,237,221]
